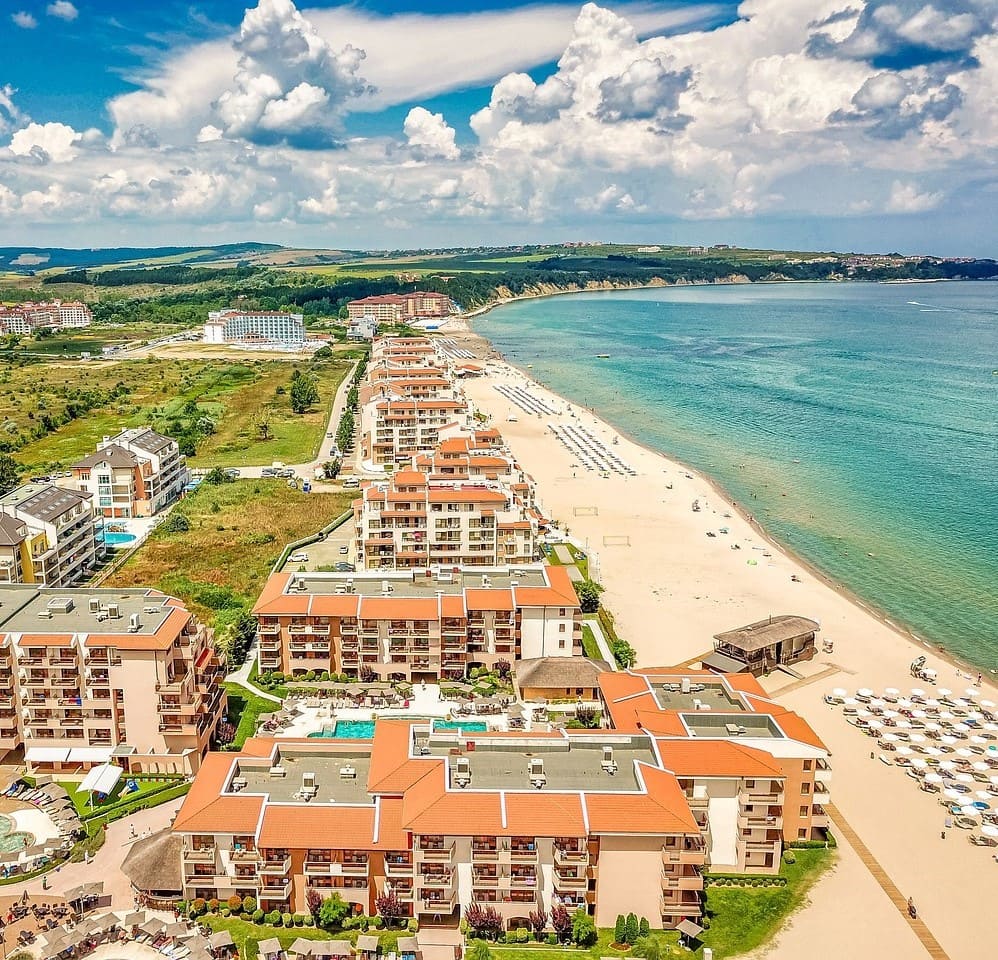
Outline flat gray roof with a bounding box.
[652,682,747,714]
[0,586,173,637]
[680,712,783,740]
[232,749,375,805]
[427,734,655,792]
[291,566,550,598]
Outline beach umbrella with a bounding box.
[953,723,971,734]
[938,688,953,697]
[882,733,900,743]
[912,709,928,719]
[870,698,887,711]
[867,719,883,730]
[956,773,974,783]
[982,825,998,838]
[911,688,927,699]
[924,722,941,733]
[925,746,943,757]
[940,735,958,746]
[857,687,874,698]
[965,687,980,699]
[973,762,990,773]
[895,719,912,730]
[957,748,975,759]
[944,787,964,801]
[938,711,956,722]
[924,773,943,784]
[910,757,928,768]
[898,697,914,708]
[883,709,900,720]
[974,792,992,805]
[910,733,926,744]
[980,700,995,710]
[938,760,956,772]
[885,687,900,699]
[896,746,913,757]
[832,687,848,698]
[960,805,981,817]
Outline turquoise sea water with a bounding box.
[474,281,998,670]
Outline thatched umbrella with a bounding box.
[120,830,184,899]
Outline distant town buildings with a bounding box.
[72,427,189,518]
[0,584,227,773]
[347,315,378,340]
[0,483,101,587]
[0,300,92,335]
[346,292,453,323]
[204,309,306,349]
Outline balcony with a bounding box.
[553,844,588,865]
[417,840,454,860]
[260,857,291,874]
[508,871,537,889]
[661,867,702,891]
[811,805,831,828]
[661,840,706,866]
[813,783,831,805]
[417,893,456,913]
[472,844,499,861]
[385,857,413,876]
[509,845,538,862]
[660,894,702,918]
[341,858,370,874]
[419,871,453,887]
[259,881,292,900]
[183,847,216,862]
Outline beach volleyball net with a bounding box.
[573,506,599,517]
[602,534,630,547]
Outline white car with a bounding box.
[289,553,309,563]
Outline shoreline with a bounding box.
[445,297,995,679]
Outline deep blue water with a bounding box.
[474,281,998,669]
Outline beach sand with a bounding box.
[444,316,997,960]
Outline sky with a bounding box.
[1,0,996,256]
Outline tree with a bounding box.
[204,467,233,485]
[528,909,548,937]
[375,888,407,927]
[318,893,350,929]
[162,513,191,533]
[614,915,626,945]
[624,913,639,944]
[322,458,341,480]
[256,417,272,441]
[632,938,660,960]
[314,345,334,360]
[638,917,650,939]
[611,638,637,669]
[305,888,322,918]
[0,454,22,495]
[550,904,571,942]
[464,903,504,940]
[576,579,603,614]
[290,372,319,414]
[571,909,597,947]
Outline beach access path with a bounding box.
[450,320,998,960]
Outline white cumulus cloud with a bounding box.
[403,107,460,160]
[47,1,78,21]
[887,180,943,212]
[11,11,37,29]
[8,122,82,163]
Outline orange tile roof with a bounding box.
[173,753,264,834]
[586,765,697,834]
[359,597,439,620]
[259,804,376,848]
[16,634,75,647]
[656,740,785,778]
[252,574,293,614]
[504,793,586,837]
[309,595,362,618]
[465,589,514,611]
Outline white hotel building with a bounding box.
[204,310,306,349]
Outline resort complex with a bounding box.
[346,292,453,323]
[0,300,92,336]
[204,309,307,349]
[169,668,830,930]
[0,583,227,773]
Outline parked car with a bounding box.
[277,468,296,479]
[225,468,241,478]
[333,562,355,572]
[261,468,277,477]
[289,552,309,563]
[339,545,349,555]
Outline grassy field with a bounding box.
[56,777,166,815]
[224,683,279,749]
[1,356,348,472]
[484,929,683,960]
[699,849,834,957]
[581,623,602,660]
[106,480,354,625]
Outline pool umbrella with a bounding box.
[832,688,848,698]
[885,687,900,699]
[938,688,953,697]
[982,825,998,838]
[910,688,927,700]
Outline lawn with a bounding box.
[106,480,354,630]
[56,776,167,816]
[699,848,835,957]
[581,623,602,660]
[224,683,279,749]
[203,916,403,960]
[2,355,349,473]
[485,929,683,960]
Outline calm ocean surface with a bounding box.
[474,281,998,670]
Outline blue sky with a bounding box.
[1,1,995,255]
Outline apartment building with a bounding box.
[361,399,473,467]
[171,721,703,929]
[0,584,227,772]
[371,337,438,362]
[346,293,452,322]
[0,300,92,336]
[72,427,189,518]
[204,310,306,349]
[0,484,101,587]
[600,668,832,874]
[354,472,537,570]
[252,565,582,681]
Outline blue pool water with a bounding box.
[307,719,489,738]
[476,281,998,669]
[103,531,137,547]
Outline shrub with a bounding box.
[318,893,350,929]
[220,908,230,918]
[614,915,626,945]
[267,910,282,925]
[638,917,650,939]
[466,941,492,960]
[546,933,558,946]
[407,919,418,934]
[207,899,220,913]
[516,927,530,943]
[243,897,257,914]
[190,899,206,917]
[571,909,596,947]
[783,850,797,864]
[631,937,661,960]
[253,909,265,923]
[227,895,243,912]
[282,912,294,928]
[624,912,639,945]
[504,932,516,944]
[295,914,307,926]
[162,513,191,533]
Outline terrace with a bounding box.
[227,749,374,805]
[679,712,784,740]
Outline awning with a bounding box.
[208,931,235,949]
[676,919,704,939]
[257,938,283,957]
[78,763,124,796]
[68,747,114,763]
[25,747,71,763]
[701,651,750,674]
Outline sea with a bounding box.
[473,281,998,671]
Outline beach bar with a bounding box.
[706,615,819,676]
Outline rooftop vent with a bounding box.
[128,613,141,633]
[528,757,546,789]
[47,597,74,614]
[107,603,120,619]
[482,575,491,588]
[36,608,53,620]
[88,598,102,613]
[381,580,393,595]
[601,745,618,775]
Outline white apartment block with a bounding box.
[72,428,189,518]
[0,484,101,588]
[0,300,92,335]
[204,309,306,349]
[361,398,474,467]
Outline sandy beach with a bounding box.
[442,313,997,960]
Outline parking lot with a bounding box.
[280,516,355,573]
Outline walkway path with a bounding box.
[225,642,282,703]
[827,803,951,960]
[583,616,617,670]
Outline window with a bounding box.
[803,759,813,771]
[801,783,811,795]
[558,638,566,649]
[559,607,566,616]
[745,780,755,789]
[799,805,809,818]
[798,828,808,840]
[558,623,566,633]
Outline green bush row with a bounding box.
[704,874,788,887]
[82,780,190,823]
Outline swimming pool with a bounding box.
[0,814,33,852]
[103,531,137,547]
[307,719,489,739]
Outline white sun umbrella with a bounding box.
[980,700,996,710]
[957,748,975,760]
[959,804,981,817]
[953,723,971,734]
[857,709,873,719]
[883,709,900,721]
[843,697,858,707]
[911,709,928,719]
[884,687,900,700]
[895,718,912,729]
[938,760,956,772]
[896,745,913,757]
[832,687,848,698]
[857,687,874,699]
[944,787,964,801]
[924,698,940,710]
[910,688,927,699]
[940,735,958,746]
[974,792,992,804]
[983,824,998,838]
[956,772,974,784]
[909,733,926,744]
[910,757,928,769]
[924,746,943,757]
[973,762,991,773]
[964,688,980,699]
[870,698,887,712]
[867,718,883,730]
[971,735,988,746]
[924,772,944,783]
[938,687,953,697]
[938,710,955,720]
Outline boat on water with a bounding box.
[596,354,611,359]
